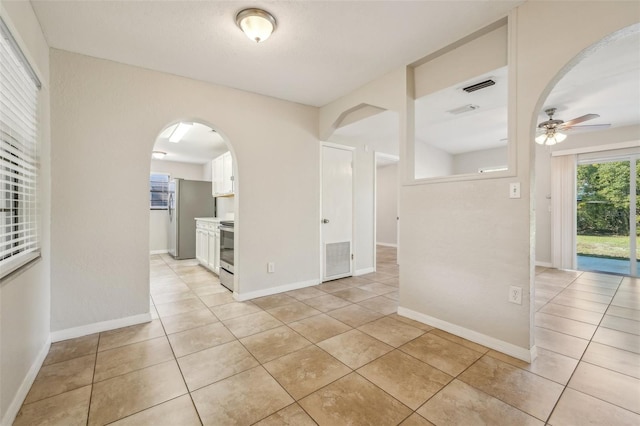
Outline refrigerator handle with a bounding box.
[168,192,174,221]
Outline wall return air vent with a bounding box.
[462,79,495,93]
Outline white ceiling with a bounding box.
[153,122,228,164]
[30,0,523,107]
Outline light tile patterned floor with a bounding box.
[14,248,640,425]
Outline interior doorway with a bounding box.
[576,153,639,276]
[375,153,399,268]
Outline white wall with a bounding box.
[50,49,319,332]
[414,140,454,178]
[453,146,508,174]
[0,1,51,423]
[376,163,398,246]
[149,159,208,253]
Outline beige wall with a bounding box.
[50,49,320,331]
[0,1,51,423]
[376,163,398,246]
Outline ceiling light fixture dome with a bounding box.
[152,151,167,159]
[535,130,567,146]
[236,8,276,43]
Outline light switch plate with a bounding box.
[509,182,521,199]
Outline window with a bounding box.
[0,18,41,279]
[150,173,170,209]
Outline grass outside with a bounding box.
[577,234,640,259]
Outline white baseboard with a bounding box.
[2,335,51,426]
[535,261,553,268]
[150,249,168,255]
[397,307,535,362]
[376,242,398,248]
[234,279,321,301]
[354,267,375,276]
[50,312,152,343]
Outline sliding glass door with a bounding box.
[576,154,639,276]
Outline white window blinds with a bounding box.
[0,18,41,278]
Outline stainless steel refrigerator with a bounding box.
[168,179,215,259]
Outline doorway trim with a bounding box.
[374,152,400,271]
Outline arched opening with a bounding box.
[148,119,239,309]
[531,23,639,370]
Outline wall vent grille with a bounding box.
[325,242,351,278]
[462,79,495,93]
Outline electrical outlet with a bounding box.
[509,286,522,304]
[267,262,275,273]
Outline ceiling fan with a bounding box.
[535,107,610,146]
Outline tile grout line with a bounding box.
[86,332,101,426]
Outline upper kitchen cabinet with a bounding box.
[212,151,234,196]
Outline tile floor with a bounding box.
[14,247,640,425]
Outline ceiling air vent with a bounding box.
[462,79,495,93]
[447,104,480,115]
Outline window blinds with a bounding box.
[0,18,40,278]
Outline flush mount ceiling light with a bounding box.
[152,151,167,159]
[169,122,192,143]
[236,8,276,43]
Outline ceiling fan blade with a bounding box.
[565,123,611,131]
[559,113,600,128]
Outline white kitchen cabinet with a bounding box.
[207,230,219,274]
[195,218,221,275]
[211,151,234,197]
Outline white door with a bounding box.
[321,144,353,281]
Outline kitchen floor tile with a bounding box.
[301,293,352,312]
[252,293,298,310]
[222,310,283,338]
[150,290,198,305]
[458,355,564,421]
[98,320,165,352]
[357,282,397,295]
[548,388,640,426]
[167,322,236,357]
[332,287,378,303]
[94,336,174,382]
[286,286,327,300]
[358,350,452,409]
[44,334,99,366]
[199,291,235,307]
[299,373,412,425]
[534,327,590,359]
[266,301,322,323]
[568,361,640,414]
[154,297,207,317]
[288,313,351,343]
[24,354,95,404]
[160,308,219,335]
[592,327,640,353]
[606,305,640,321]
[582,341,640,378]
[399,333,483,376]
[486,347,579,385]
[14,385,91,426]
[88,360,187,426]
[357,295,399,315]
[317,280,357,293]
[240,325,311,363]
[539,303,604,324]
[357,316,425,347]
[109,395,201,426]
[386,313,434,331]
[400,413,436,426]
[191,366,293,425]
[178,340,259,391]
[264,346,351,399]
[253,403,317,426]
[601,314,640,335]
[418,379,543,426]
[429,329,490,354]
[535,312,598,340]
[326,304,384,327]
[210,301,261,320]
[318,329,393,369]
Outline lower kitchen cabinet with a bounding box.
[195,218,221,275]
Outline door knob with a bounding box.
[322,218,330,224]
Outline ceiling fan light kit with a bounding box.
[535,107,609,146]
